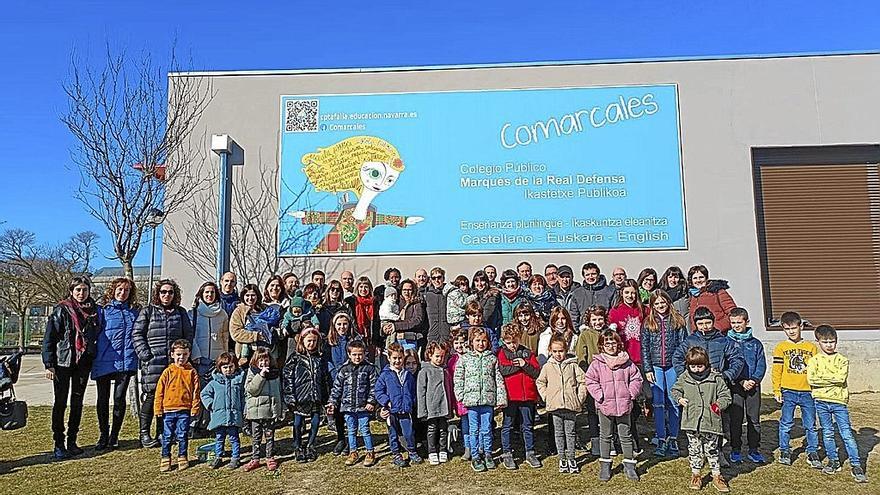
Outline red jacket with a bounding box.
[497,345,540,402]
[608,304,644,366]
[688,280,736,334]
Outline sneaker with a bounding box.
[409,453,423,465]
[210,456,224,469]
[363,451,377,467]
[333,440,348,456]
[654,439,667,457]
[525,451,542,468]
[668,438,680,457]
[823,459,842,474]
[52,446,69,461]
[778,450,792,466]
[852,466,868,483]
[159,457,172,473]
[345,451,360,466]
[690,473,702,490]
[747,450,765,464]
[558,458,568,473]
[243,459,261,472]
[483,455,496,470]
[471,455,487,472]
[610,447,618,456]
[177,456,189,471]
[712,474,730,493]
[461,447,472,461]
[228,457,240,470]
[265,457,278,471]
[95,435,110,451]
[306,446,318,462]
[567,457,579,474]
[502,452,517,470]
[438,451,448,463]
[729,451,743,464]
[807,452,823,469]
[428,453,440,465]
[296,449,307,463]
[392,454,408,468]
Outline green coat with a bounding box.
[671,369,731,436]
[245,368,284,421]
[453,349,507,408]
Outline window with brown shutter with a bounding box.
[753,145,880,331]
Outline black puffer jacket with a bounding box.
[41,300,98,370]
[424,284,452,345]
[282,351,331,407]
[329,361,377,413]
[133,304,194,393]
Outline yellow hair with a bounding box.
[301,136,403,198]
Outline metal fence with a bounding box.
[0,315,47,349]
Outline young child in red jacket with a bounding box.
[497,323,542,469]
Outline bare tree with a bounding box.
[0,263,42,348]
[165,149,331,285]
[61,43,215,279]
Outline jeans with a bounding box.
[426,417,449,455]
[161,410,191,458]
[344,411,374,451]
[387,412,416,455]
[729,383,761,451]
[501,402,535,453]
[650,366,680,439]
[815,400,861,467]
[51,365,90,446]
[467,405,494,455]
[293,412,322,450]
[214,426,241,459]
[778,389,818,453]
[551,410,577,460]
[95,372,133,439]
[460,413,473,451]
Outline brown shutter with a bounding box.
[756,160,880,330]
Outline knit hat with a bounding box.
[289,295,304,310]
[384,285,398,298]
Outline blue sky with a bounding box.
[0,1,877,269]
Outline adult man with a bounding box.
[484,265,498,287]
[544,264,559,291]
[424,267,452,345]
[219,272,239,316]
[414,268,430,297]
[568,263,615,328]
[282,272,300,297]
[554,265,580,314]
[517,261,533,288]
[311,270,326,298]
[609,266,628,308]
[340,270,356,299]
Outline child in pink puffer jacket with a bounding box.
[585,330,643,483]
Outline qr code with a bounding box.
[284,99,319,132]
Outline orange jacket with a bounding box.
[154,362,202,416]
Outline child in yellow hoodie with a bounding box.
[155,339,201,472]
[807,325,867,483]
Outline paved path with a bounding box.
[12,353,100,406]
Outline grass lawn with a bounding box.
[1,394,878,495]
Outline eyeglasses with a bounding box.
[431,276,443,280]
[159,290,174,295]
[612,273,625,277]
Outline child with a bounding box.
[154,339,202,472]
[672,347,732,492]
[454,327,507,472]
[537,334,587,474]
[726,307,766,464]
[575,305,607,456]
[771,311,820,468]
[499,269,525,326]
[446,275,470,330]
[807,325,868,483]
[640,290,689,457]
[244,347,284,472]
[327,312,356,455]
[328,339,379,467]
[537,306,576,366]
[417,341,454,465]
[405,349,428,447]
[200,352,245,470]
[282,327,331,463]
[585,330,642,482]
[608,279,648,454]
[461,300,499,352]
[379,286,400,327]
[497,323,542,469]
[376,343,423,467]
[447,328,472,459]
[513,302,544,355]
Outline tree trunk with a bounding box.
[17,313,27,349]
[122,258,134,280]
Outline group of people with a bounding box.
[41,261,868,488]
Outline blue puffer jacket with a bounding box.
[640,316,689,369]
[330,361,378,413]
[92,301,139,379]
[375,365,416,414]
[730,332,767,382]
[201,370,246,430]
[673,329,744,383]
[326,334,360,381]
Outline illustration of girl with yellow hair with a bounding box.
[289,136,424,253]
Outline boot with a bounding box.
[177,456,189,471]
[623,459,640,481]
[139,403,158,448]
[67,436,84,456]
[159,457,171,473]
[109,405,125,449]
[95,429,110,451]
[712,474,730,492]
[598,459,612,482]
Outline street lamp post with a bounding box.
[145,207,166,295]
[211,135,244,281]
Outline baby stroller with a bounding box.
[0,350,27,430]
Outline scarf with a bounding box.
[60,298,95,362]
[602,351,631,369]
[727,327,753,342]
[688,286,701,297]
[354,295,374,340]
[664,284,686,302]
[501,286,521,301]
[197,300,225,319]
[688,367,711,381]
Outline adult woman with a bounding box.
[263,275,289,360]
[317,280,352,335]
[641,290,689,457]
[658,266,689,328]
[525,274,559,323]
[344,276,381,354]
[499,269,525,326]
[93,277,139,451]
[513,302,545,355]
[229,284,265,365]
[382,279,427,352]
[636,268,658,304]
[133,279,193,448]
[537,306,576,365]
[190,281,230,377]
[43,276,98,459]
[687,265,736,333]
[469,270,501,331]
